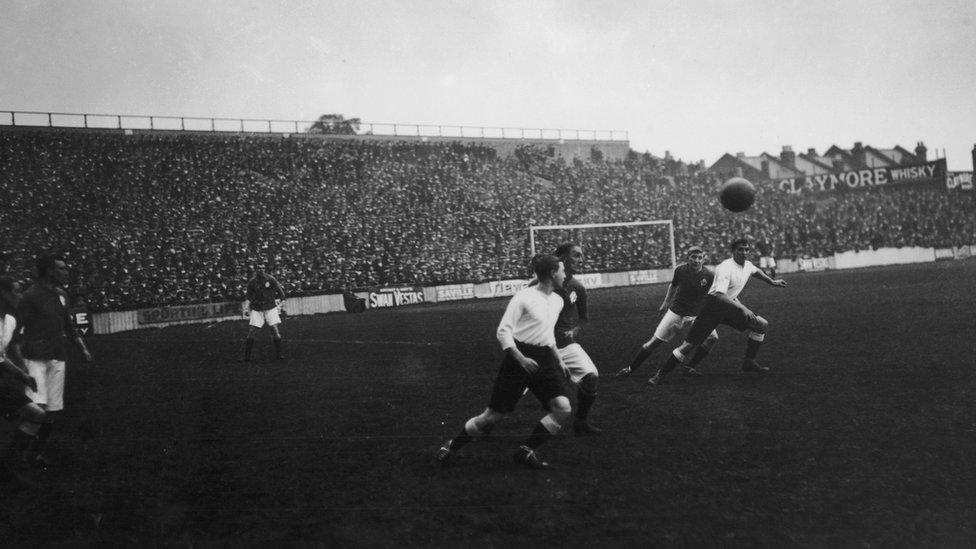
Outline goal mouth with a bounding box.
[529,220,676,273]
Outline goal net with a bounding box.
[529,220,676,272]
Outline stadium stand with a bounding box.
[1,128,974,311]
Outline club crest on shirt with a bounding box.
[700,278,708,286]
[569,291,578,303]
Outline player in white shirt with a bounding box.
[653,237,787,381]
[436,254,571,470]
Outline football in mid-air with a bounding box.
[719,177,756,212]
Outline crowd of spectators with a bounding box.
[1,129,973,312]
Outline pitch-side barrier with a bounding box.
[90,245,975,335]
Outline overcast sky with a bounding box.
[2,0,974,169]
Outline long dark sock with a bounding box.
[688,347,711,369]
[273,336,283,357]
[32,423,53,456]
[628,342,659,371]
[244,337,254,361]
[745,338,763,360]
[576,389,596,422]
[658,353,681,377]
[659,352,684,376]
[523,422,552,450]
[448,428,473,452]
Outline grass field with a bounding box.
[2,259,976,547]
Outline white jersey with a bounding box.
[496,287,563,350]
[709,258,759,301]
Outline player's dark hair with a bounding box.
[35,253,64,279]
[730,237,750,249]
[553,242,579,259]
[530,254,561,282]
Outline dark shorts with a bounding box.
[488,341,568,414]
[686,295,756,345]
[0,378,31,419]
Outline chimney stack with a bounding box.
[852,142,866,167]
[780,146,796,168]
[915,141,927,162]
[807,148,817,156]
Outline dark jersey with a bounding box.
[554,276,587,348]
[669,263,714,317]
[757,240,774,256]
[14,283,79,361]
[246,275,285,311]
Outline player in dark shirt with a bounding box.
[241,267,286,362]
[551,243,601,434]
[10,254,93,470]
[616,246,719,382]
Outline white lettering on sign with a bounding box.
[628,270,659,284]
[369,288,425,308]
[436,284,475,301]
[576,273,603,288]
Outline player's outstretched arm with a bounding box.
[752,270,787,288]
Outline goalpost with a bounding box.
[529,220,677,271]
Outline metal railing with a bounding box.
[0,110,629,142]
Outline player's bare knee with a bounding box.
[702,332,719,351]
[470,409,502,434]
[479,408,504,425]
[549,396,572,419]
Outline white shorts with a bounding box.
[25,359,66,412]
[760,256,776,269]
[653,310,718,343]
[557,343,599,384]
[249,307,282,328]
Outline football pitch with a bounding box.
[2,260,975,546]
